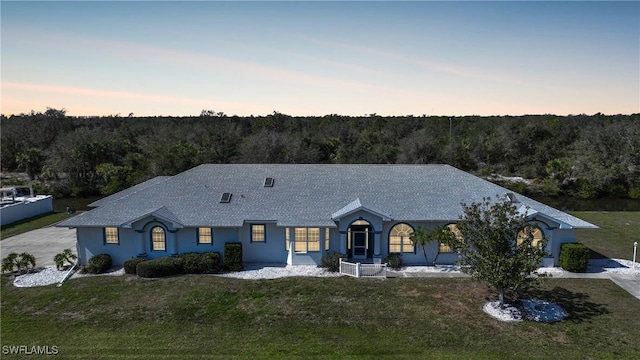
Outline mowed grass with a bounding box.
[0,211,76,240]
[571,211,640,259]
[2,274,639,359]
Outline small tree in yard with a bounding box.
[54,249,77,270]
[410,227,450,265]
[443,196,548,306]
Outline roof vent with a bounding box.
[264,177,274,187]
[506,193,520,203]
[220,192,232,203]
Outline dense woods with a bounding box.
[1,109,639,200]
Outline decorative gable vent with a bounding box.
[220,192,232,203]
[264,177,274,187]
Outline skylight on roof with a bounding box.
[264,177,274,187]
[220,192,232,203]
[506,193,520,203]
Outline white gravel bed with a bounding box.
[484,299,568,323]
[398,264,461,273]
[218,263,341,280]
[587,258,640,274]
[12,265,124,288]
[483,301,523,322]
[12,258,637,288]
[537,258,640,276]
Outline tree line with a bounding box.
[1,108,638,199]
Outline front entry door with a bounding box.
[352,231,368,259]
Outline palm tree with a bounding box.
[409,227,448,266]
[54,249,77,270]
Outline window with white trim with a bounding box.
[285,228,290,251]
[294,227,320,252]
[389,223,414,253]
[104,227,119,244]
[325,229,330,251]
[198,227,212,244]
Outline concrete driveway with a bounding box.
[0,227,77,267]
[609,274,640,300]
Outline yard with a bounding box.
[1,274,639,359]
[1,211,639,359]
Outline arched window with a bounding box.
[442,224,463,253]
[517,225,544,248]
[389,223,414,253]
[151,226,166,251]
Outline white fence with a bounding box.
[339,259,387,278]
[0,196,53,226]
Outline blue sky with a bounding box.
[2,1,638,117]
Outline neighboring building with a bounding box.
[1,185,53,226]
[57,164,597,267]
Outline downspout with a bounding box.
[56,263,78,287]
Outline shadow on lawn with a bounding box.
[525,286,609,323]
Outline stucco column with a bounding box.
[135,230,146,257]
[373,231,382,264]
[340,231,347,255]
[169,230,178,256]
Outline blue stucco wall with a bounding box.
[74,212,574,267]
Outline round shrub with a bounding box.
[124,258,147,275]
[385,253,403,270]
[559,243,590,272]
[321,252,344,272]
[83,254,112,274]
[136,257,184,278]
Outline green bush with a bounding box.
[178,252,221,274]
[124,258,147,275]
[321,252,344,272]
[559,243,590,272]
[385,253,403,270]
[82,254,112,274]
[136,257,184,278]
[224,243,243,271]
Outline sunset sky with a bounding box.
[2,1,638,117]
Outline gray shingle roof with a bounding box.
[58,164,597,229]
[88,176,171,207]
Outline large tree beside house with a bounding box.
[444,196,548,306]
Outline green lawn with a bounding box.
[2,275,639,359]
[0,211,76,240]
[571,211,640,260]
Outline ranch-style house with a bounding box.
[57,164,597,267]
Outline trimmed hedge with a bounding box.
[385,253,403,270]
[178,252,221,274]
[124,258,147,274]
[321,252,344,272]
[224,242,243,271]
[559,243,590,272]
[133,252,222,278]
[136,257,184,278]
[83,254,112,274]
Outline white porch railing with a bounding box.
[339,258,387,278]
